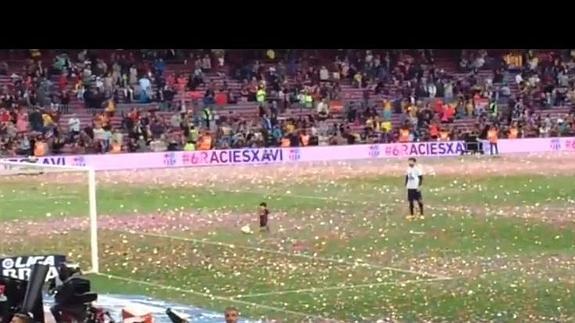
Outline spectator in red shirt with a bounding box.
[434,99,444,115]
[441,103,455,123]
[215,90,228,106]
[0,108,11,123]
[166,73,176,88]
[58,73,68,92]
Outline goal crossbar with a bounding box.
[0,160,100,273]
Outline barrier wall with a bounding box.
[2,137,575,171]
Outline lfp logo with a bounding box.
[163,152,177,166]
[288,148,301,161]
[550,138,561,151]
[368,144,380,158]
[71,156,86,167]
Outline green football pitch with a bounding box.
[1,156,574,321]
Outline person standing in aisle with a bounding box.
[487,126,499,155]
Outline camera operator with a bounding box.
[49,263,85,322]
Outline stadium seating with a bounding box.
[0,49,573,157]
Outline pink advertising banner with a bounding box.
[2,137,574,171]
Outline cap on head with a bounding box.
[408,157,417,163]
[259,202,267,207]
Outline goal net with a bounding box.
[0,160,99,280]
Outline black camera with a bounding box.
[0,259,113,323]
[48,263,106,323]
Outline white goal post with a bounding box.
[0,160,100,273]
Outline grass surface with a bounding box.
[1,169,575,321]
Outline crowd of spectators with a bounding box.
[334,49,575,144]
[0,49,574,158]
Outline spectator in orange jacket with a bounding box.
[487,126,499,155]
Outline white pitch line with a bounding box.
[222,187,366,205]
[1,194,80,202]
[275,222,317,234]
[288,193,364,205]
[93,272,328,321]
[260,190,362,205]
[237,276,453,299]
[125,231,451,280]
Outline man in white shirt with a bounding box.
[68,114,81,139]
[319,66,329,81]
[515,73,523,85]
[427,83,437,98]
[405,157,424,218]
[316,99,328,116]
[139,76,152,96]
[95,77,104,90]
[500,84,511,97]
[170,113,182,129]
[528,75,540,87]
[89,125,104,153]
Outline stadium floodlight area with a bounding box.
[0,160,99,274]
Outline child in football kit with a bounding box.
[258,202,270,232]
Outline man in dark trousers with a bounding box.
[405,157,424,219]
